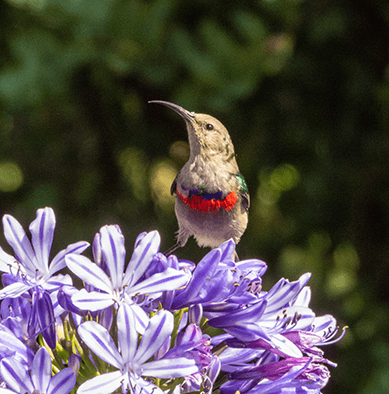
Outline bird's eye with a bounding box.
[206,123,214,130]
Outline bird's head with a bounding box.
[149,100,236,162]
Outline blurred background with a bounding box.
[0,0,388,392]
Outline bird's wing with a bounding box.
[170,173,179,195]
[236,172,250,211]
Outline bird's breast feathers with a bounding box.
[175,185,238,213]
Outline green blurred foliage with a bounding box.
[1,0,389,392]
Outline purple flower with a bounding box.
[171,324,219,394]
[222,357,330,394]
[0,208,89,298]
[171,240,267,311]
[77,305,201,394]
[0,208,89,348]
[66,226,189,333]
[208,274,315,358]
[0,327,34,368]
[0,296,31,343]
[0,347,75,394]
[0,206,345,394]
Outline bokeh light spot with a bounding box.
[149,160,177,211]
[269,163,300,192]
[118,147,149,202]
[0,162,23,192]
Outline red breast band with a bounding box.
[176,188,237,213]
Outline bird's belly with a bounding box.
[175,197,248,248]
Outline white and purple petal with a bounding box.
[124,303,149,335]
[71,289,114,311]
[29,207,55,275]
[43,273,72,292]
[31,348,51,393]
[49,241,89,276]
[77,371,123,394]
[0,281,32,300]
[134,310,173,364]
[127,268,188,297]
[0,246,19,274]
[100,226,126,289]
[117,304,138,363]
[124,231,161,287]
[142,357,200,379]
[264,273,311,314]
[0,330,34,366]
[47,368,76,394]
[66,254,113,293]
[293,286,311,307]
[78,321,123,369]
[0,357,34,393]
[3,214,38,275]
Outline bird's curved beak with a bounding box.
[148,100,195,124]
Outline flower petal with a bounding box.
[29,207,55,275]
[3,214,37,275]
[77,371,123,394]
[49,241,90,276]
[0,281,32,300]
[124,231,160,287]
[293,286,311,307]
[209,300,268,328]
[117,304,138,363]
[265,273,311,313]
[78,321,123,369]
[100,226,126,289]
[0,246,18,274]
[0,357,34,393]
[47,368,76,394]
[127,303,150,334]
[270,333,303,358]
[142,357,200,379]
[71,289,114,311]
[43,273,73,292]
[36,291,56,349]
[134,310,173,364]
[172,248,221,309]
[31,348,51,393]
[127,268,188,297]
[66,254,113,293]
[312,314,337,333]
[0,330,34,366]
[218,239,237,261]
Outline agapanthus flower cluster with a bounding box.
[0,208,346,394]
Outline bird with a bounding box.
[149,100,249,261]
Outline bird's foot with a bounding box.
[163,242,182,257]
